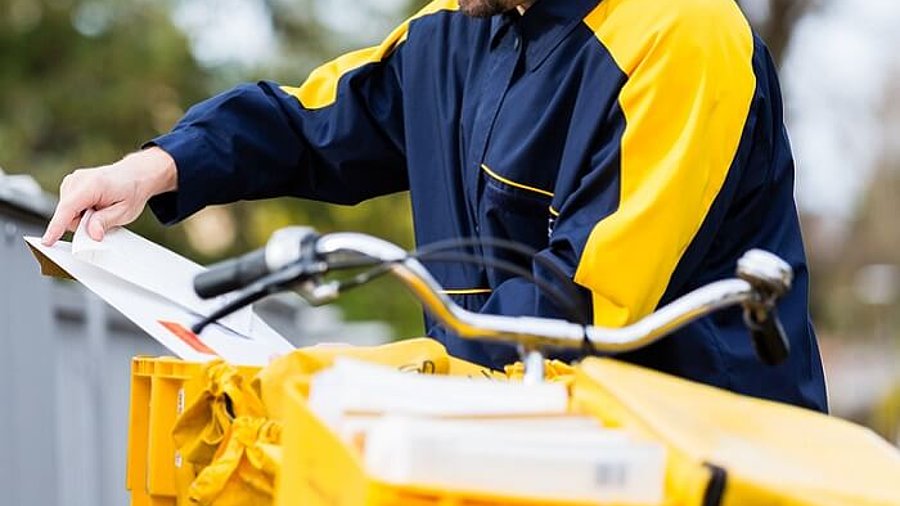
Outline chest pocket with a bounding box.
[477,163,555,286]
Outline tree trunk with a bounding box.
[738,0,816,65]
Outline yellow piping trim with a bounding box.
[480,164,554,198]
[281,0,458,109]
[576,0,756,327]
[441,289,493,295]
[549,206,560,217]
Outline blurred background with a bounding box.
[0,0,898,498]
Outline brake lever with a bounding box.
[736,250,793,366]
[744,305,790,366]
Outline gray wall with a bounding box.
[0,192,167,506]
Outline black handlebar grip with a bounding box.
[746,306,791,366]
[193,248,269,299]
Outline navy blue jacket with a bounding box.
[149,0,828,411]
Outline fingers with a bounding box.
[87,202,131,241]
[67,216,81,233]
[42,155,160,246]
[43,197,85,246]
[41,215,64,246]
[42,170,98,246]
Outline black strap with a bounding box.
[702,462,728,506]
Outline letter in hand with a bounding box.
[41,147,177,246]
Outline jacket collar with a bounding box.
[489,0,600,72]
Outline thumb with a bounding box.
[87,203,130,241]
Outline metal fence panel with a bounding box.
[0,183,164,506]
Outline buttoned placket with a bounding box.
[466,17,526,236]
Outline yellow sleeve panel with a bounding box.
[577,0,757,327]
[281,0,459,110]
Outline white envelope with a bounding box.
[25,218,295,365]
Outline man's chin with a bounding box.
[458,0,513,18]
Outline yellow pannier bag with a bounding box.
[173,360,266,471]
[572,358,900,506]
[505,359,577,387]
[188,416,282,506]
[183,338,501,505]
[448,355,509,379]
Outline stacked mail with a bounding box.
[308,359,667,504]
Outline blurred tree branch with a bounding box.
[738,0,820,64]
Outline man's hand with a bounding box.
[41,147,178,246]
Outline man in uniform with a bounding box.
[43,0,828,411]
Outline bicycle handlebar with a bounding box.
[193,228,792,375]
[314,233,791,365]
[193,248,269,299]
[193,227,320,299]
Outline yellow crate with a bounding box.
[126,357,203,506]
[125,357,259,506]
[275,378,647,506]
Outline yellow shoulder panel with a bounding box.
[282,0,459,110]
[576,0,756,326]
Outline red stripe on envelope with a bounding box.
[158,321,218,355]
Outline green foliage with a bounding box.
[0,0,209,268]
[0,0,209,184]
[0,0,425,339]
